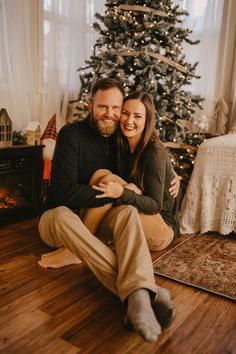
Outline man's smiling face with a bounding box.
[89,87,124,137]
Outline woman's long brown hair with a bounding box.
[116,91,163,191]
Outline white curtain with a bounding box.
[0,0,39,132]
[0,0,105,133]
[230,47,236,132]
[175,0,236,134]
[38,0,105,130]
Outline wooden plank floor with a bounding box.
[0,217,235,354]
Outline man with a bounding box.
[38,78,179,343]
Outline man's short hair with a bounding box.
[91,78,125,101]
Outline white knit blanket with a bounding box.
[179,133,236,235]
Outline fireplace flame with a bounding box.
[0,189,18,209]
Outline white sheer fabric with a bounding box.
[38,0,105,130]
[0,0,105,132]
[0,0,39,132]
[174,0,236,134]
[179,133,236,235]
[229,47,236,131]
[182,0,223,127]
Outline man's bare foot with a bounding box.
[38,247,82,268]
[41,247,69,259]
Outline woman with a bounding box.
[82,91,179,251]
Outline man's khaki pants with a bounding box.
[38,205,157,301]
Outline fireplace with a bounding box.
[0,145,43,225]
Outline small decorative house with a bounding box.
[26,121,41,146]
[0,108,13,148]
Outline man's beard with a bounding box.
[90,114,118,137]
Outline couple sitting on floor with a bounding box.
[38,78,180,343]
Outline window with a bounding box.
[181,0,207,36]
[42,0,105,91]
[43,0,69,85]
[0,2,11,86]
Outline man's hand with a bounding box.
[169,172,180,198]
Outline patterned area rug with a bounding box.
[153,233,236,301]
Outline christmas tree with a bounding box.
[75,0,205,145]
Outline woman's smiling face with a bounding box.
[120,99,146,147]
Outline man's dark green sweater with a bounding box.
[51,117,116,210]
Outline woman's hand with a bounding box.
[92,181,124,199]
